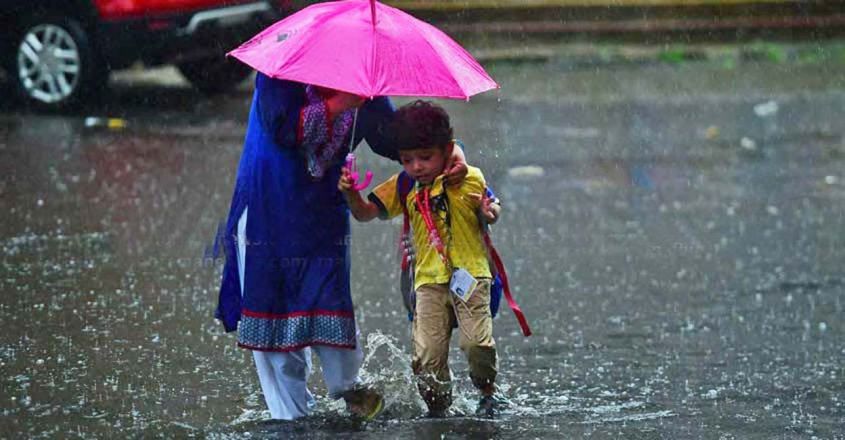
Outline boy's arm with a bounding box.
[339,168,380,221]
[468,189,501,225]
[483,186,501,225]
[465,169,501,225]
[484,193,502,225]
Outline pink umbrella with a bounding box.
[227,0,498,100]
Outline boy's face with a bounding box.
[398,143,452,185]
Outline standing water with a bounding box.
[2,40,845,438]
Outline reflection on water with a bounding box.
[2,52,845,438]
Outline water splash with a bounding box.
[358,330,426,418]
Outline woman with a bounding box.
[215,73,468,420]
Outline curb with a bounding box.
[441,14,845,35]
[392,1,845,36]
[470,40,845,66]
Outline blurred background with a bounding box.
[1,0,844,438]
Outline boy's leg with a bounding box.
[252,349,316,420]
[454,279,497,394]
[412,283,454,415]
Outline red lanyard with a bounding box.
[415,186,450,267]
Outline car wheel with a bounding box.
[177,57,252,94]
[10,18,107,110]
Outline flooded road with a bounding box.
[2,43,844,438]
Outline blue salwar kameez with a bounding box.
[216,73,396,352]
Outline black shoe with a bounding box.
[475,395,504,418]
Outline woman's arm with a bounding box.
[358,97,399,161]
[443,144,468,187]
[255,75,302,146]
[338,168,380,221]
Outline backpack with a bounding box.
[396,171,532,337]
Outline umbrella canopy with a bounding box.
[228,0,498,99]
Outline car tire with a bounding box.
[177,57,252,94]
[8,17,108,111]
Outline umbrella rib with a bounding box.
[228,0,497,99]
[405,17,479,99]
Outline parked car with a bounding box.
[0,0,289,110]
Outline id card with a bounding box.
[450,268,478,302]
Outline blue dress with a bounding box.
[216,74,397,351]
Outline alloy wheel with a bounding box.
[17,24,82,104]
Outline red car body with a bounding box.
[1,0,291,109]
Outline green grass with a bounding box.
[659,46,689,64]
[747,42,788,63]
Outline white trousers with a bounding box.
[237,208,364,420]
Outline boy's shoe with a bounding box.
[426,407,448,418]
[475,394,506,418]
[343,387,384,421]
[419,384,452,419]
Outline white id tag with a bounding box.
[450,268,478,302]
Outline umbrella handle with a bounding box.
[345,153,373,191]
[353,170,373,191]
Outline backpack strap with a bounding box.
[482,230,531,336]
[397,171,415,271]
[397,171,417,321]
[480,185,531,337]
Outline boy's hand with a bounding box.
[338,167,356,194]
[468,192,500,224]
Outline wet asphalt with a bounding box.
[1,41,845,438]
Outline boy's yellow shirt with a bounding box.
[369,166,492,290]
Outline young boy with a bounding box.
[338,100,503,417]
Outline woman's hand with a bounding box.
[338,167,356,194]
[443,143,468,187]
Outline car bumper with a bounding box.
[95,1,285,69]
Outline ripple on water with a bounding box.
[223,330,676,435]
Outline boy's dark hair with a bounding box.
[388,100,453,151]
